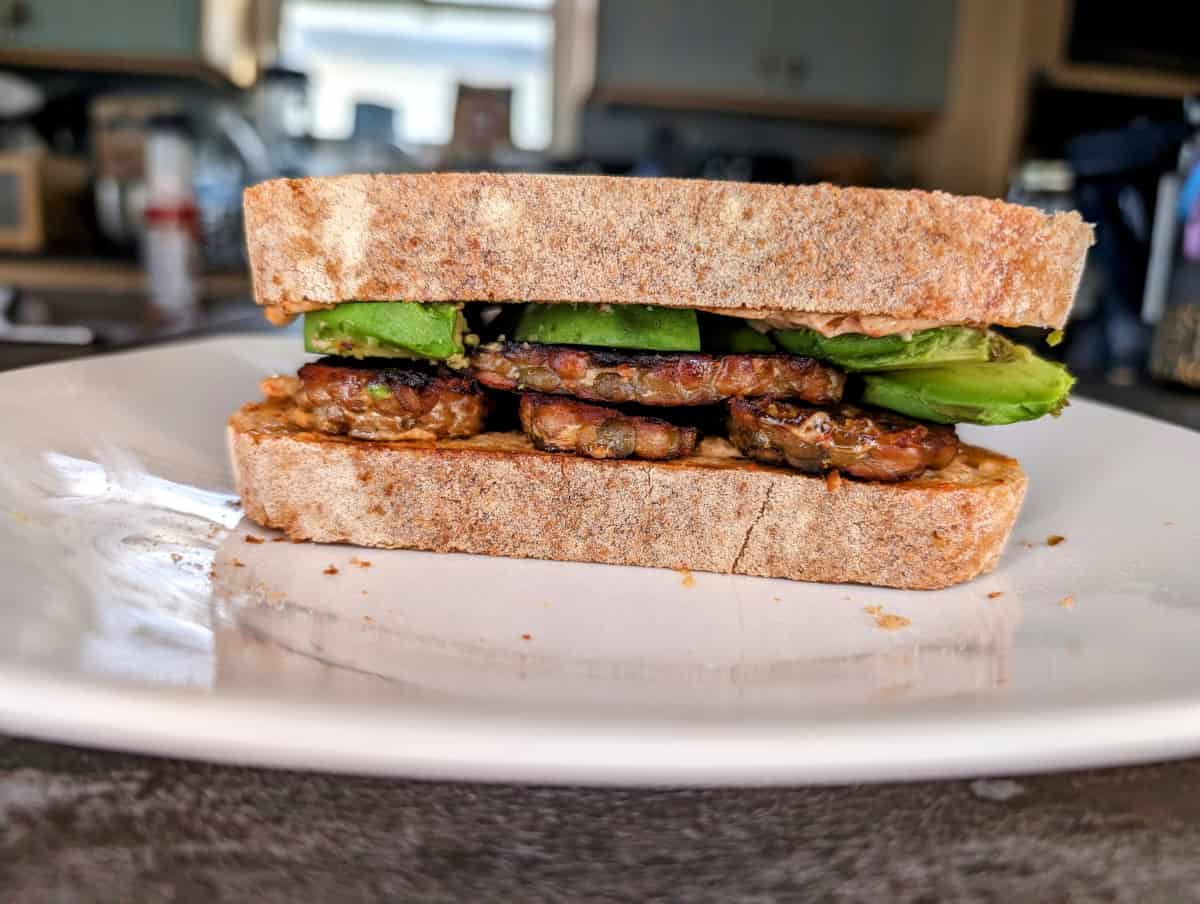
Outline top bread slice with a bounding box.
[244,173,1093,328]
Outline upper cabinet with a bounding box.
[0,0,264,86]
[595,1,777,99]
[1,0,201,58]
[762,0,954,111]
[593,0,957,126]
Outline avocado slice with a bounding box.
[861,339,1075,425]
[699,314,777,353]
[304,302,463,360]
[514,303,701,352]
[772,325,991,371]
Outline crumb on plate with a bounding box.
[988,591,1004,600]
[1047,534,1065,546]
[244,535,264,544]
[323,565,339,576]
[864,605,910,630]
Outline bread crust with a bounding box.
[244,173,1092,329]
[229,400,1027,590]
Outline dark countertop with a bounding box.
[0,299,280,373]
[4,736,1200,901]
[1074,376,1200,432]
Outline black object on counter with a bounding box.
[1064,120,1189,377]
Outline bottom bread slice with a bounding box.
[229,400,1028,590]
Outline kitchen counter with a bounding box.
[3,735,1200,901]
[0,298,280,373]
[1075,376,1200,432]
[0,259,258,374]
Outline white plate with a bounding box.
[0,336,1197,786]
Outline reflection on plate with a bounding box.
[211,523,1022,711]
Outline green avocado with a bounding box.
[772,325,991,371]
[861,338,1075,425]
[304,302,463,360]
[514,303,700,352]
[699,315,777,353]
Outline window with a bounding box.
[280,0,554,150]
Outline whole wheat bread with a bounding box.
[244,173,1092,328]
[229,400,1027,590]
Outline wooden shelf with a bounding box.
[1045,63,1200,99]
[591,86,938,131]
[0,49,235,87]
[0,258,249,298]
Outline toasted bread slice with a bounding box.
[229,400,1027,590]
[244,173,1092,328]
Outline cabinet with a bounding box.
[0,0,262,86]
[763,0,953,112]
[595,1,775,98]
[1,0,200,58]
[594,0,957,126]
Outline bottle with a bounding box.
[142,113,199,324]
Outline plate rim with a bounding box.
[5,658,1200,785]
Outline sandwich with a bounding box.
[230,173,1093,589]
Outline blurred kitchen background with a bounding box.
[3,0,1200,427]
